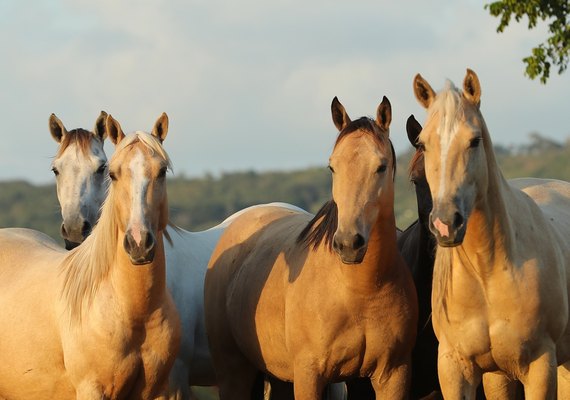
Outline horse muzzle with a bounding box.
[60,220,92,248]
[429,209,466,247]
[333,232,368,264]
[124,229,156,265]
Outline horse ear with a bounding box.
[406,114,423,148]
[151,113,168,143]
[331,97,351,131]
[106,114,125,146]
[413,74,436,109]
[463,68,481,107]
[49,114,67,143]
[376,96,392,133]
[94,111,108,141]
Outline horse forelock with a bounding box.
[335,117,387,148]
[55,129,100,159]
[117,132,172,171]
[335,117,396,181]
[429,80,464,140]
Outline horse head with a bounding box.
[49,111,108,249]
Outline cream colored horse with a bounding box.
[205,97,418,400]
[0,114,180,399]
[49,111,108,249]
[413,69,570,399]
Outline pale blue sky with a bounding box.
[1,0,569,184]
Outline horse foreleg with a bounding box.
[74,381,108,400]
[437,347,479,400]
[370,363,411,400]
[558,361,570,399]
[482,372,517,399]
[521,347,557,399]
[266,376,294,400]
[292,362,325,400]
[164,358,191,400]
[215,360,258,400]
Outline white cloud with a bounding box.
[0,0,568,184]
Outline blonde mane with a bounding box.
[428,80,465,139]
[60,132,171,322]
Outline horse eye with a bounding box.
[96,164,107,175]
[376,165,387,174]
[328,165,335,174]
[158,167,167,179]
[469,137,482,149]
[51,167,59,176]
[109,171,117,181]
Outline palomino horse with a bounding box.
[0,114,180,399]
[205,97,418,399]
[49,111,108,249]
[413,68,570,399]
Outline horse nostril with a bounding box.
[60,223,68,238]
[352,234,365,250]
[81,221,92,238]
[453,212,464,229]
[123,234,133,253]
[144,232,155,250]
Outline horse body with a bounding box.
[206,97,417,399]
[216,205,414,381]
[435,177,570,361]
[0,230,73,399]
[164,202,305,395]
[164,226,220,388]
[0,117,180,399]
[413,69,570,398]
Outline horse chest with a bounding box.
[434,271,552,373]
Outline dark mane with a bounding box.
[296,200,338,250]
[297,117,397,250]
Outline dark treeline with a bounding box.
[1,134,570,248]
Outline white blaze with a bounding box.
[128,149,148,245]
[435,89,460,203]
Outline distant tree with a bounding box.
[485,0,569,83]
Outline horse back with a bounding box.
[0,228,72,398]
[205,204,311,365]
[509,178,570,361]
[510,178,570,255]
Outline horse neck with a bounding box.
[457,128,515,271]
[111,229,168,322]
[341,204,402,290]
